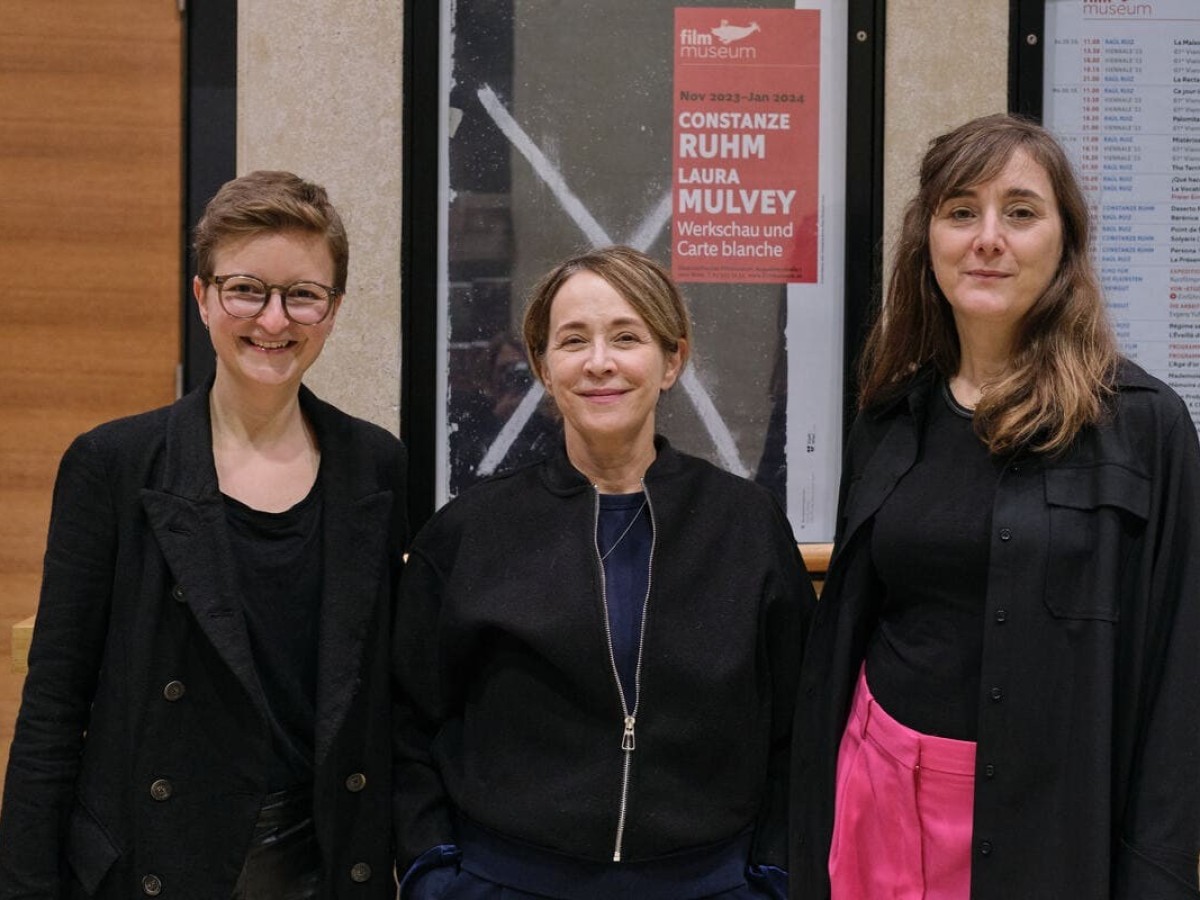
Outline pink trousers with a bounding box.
[828,668,977,900]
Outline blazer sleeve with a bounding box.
[1115,402,1200,898]
[0,434,118,897]
[750,497,817,871]
[393,540,460,878]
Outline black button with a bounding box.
[994,609,1007,624]
[999,528,1012,542]
[142,874,163,896]
[990,687,1003,702]
[980,840,993,856]
[149,779,173,801]
[345,772,367,793]
[162,681,186,702]
[984,764,996,778]
[171,584,186,602]
[350,862,372,883]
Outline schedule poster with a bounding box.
[1044,0,1200,423]
[671,8,820,283]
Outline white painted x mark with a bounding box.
[472,84,749,478]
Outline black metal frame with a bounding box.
[844,0,887,434]
[401,0,442,530]
[401,0,886,531]
[1009,0,1045,119]
[181,0,237,393]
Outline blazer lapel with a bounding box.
[140,385,270,722]
[830,380,929,571]
[304,391,395,764]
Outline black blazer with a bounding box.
[0,382,407,899]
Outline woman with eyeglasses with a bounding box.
[0,171,407,899]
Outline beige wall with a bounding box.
[236,0,1010,432]
[238,2,406,434]
[883,0,1010,275]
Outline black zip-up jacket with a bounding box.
[394,437,815,874]
[790,361,1200,899]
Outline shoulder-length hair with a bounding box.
[522,245,692,384]
[858,113,1118,455]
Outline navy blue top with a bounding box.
[597,491,651,705]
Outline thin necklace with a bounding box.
[600,498,648,562]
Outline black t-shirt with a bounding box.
[223,481,323,791]
[865,380,1005,740]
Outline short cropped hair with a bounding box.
[522,246,692,384]
[192,170,349,290]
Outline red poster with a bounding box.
[671,8,820,283]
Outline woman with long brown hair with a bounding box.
[791,114,1200,898]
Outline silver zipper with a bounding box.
[594,481,656,862]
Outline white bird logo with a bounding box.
[711,20,761,44]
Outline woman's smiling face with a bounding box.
[929,148,1064,342]
[541,270,683,454]
[193,229,340,395]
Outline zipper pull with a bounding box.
[621,715,636,751]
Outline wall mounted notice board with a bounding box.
[1012,0,1200,429]
[402,0,885,538]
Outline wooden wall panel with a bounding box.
[0,0,181,802]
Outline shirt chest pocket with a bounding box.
[1043,464,1150,622]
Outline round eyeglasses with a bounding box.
[208,274,342,325]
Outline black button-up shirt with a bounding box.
[791,362,1200,899]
